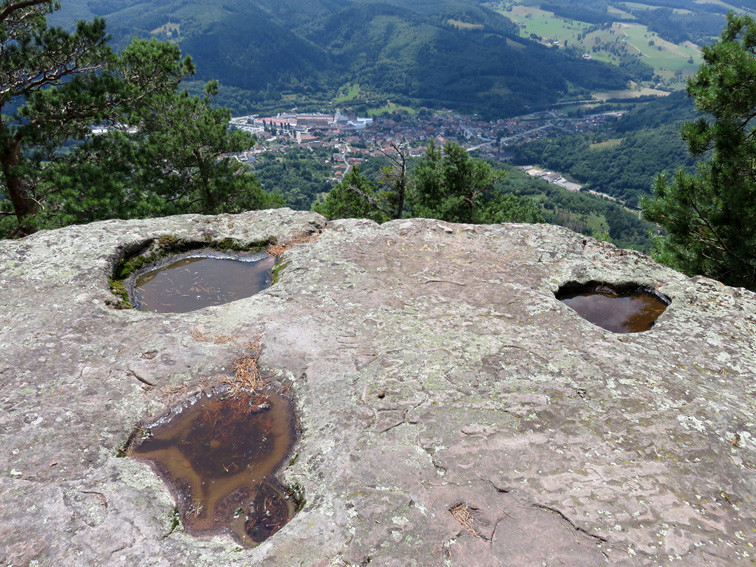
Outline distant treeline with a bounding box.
[499,168,652,251]
[541,1,613,25]
[513,91,701,208]
[534,0,728,45]
[54,0,639,118]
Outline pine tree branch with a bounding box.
[0,0,50,24]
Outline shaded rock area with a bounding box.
[1,209,754,566]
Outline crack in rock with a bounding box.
[531,503,609,543]
[127,369,156,388]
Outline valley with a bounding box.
[236,106,626,184]
[39,1,750,252]
[236,102,657,250]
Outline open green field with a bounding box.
[619,2,694,14]
[447,19,485,30]
[367,102,417,116]
[607,5,636,19]
[507,5,590,46]
[618,23,701,73]
[590,138,624,150]
[693,0,756,16]
[333,83,363,104]
[584,213,611,236]
[592,86,671,100]
[498,4,703,89]
[332,84,416,115]
[151,22,181,36]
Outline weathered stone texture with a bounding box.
[0,210,754,566]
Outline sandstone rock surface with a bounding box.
[0,209,754,566]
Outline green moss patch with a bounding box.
[110,235,275,308]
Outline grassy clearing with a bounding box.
[590,138,624,150]
[447,19,484,30]
[368,102,417,116]
[619,2,693,14]
[499,4,702,89]
[151,22,180,35]
[506,5,590,45]
[583,22,701,74]
[593,86,671,100]
[618,23,702,72]
[556,102,595,113]
[584,213,610,235]
[619,2,658,10]
[487,84,513,97]
[607,5,636,19]
[334,83,362,104]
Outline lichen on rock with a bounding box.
[0,210,754,566]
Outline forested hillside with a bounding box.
[53,0,633,117]
[25,1,756,289]
[500,0,753,45]
[499,167,653,250]
[513,91,701,207]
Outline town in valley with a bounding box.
[229,106,626,187]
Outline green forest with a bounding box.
[245,137,654,252]
[3,1,756,289]
[46,0,754,118]
[51,0,639,117]
[251,148,334,210]
[498,167,651,250]
[273,141,655,252]
[513,91,701,207]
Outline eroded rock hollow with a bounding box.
[1,210,754,566]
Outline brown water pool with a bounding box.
[128,250,275,313]
[128,388,298,546]
[556,282,670,333]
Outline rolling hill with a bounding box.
[513,90,701,208]
[52,0,634,116]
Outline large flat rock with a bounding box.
[0,210,754,566]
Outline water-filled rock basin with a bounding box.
[556,282,670,333]
[128,387,297,546]
[127,250,275,313]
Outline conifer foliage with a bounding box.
[643,14,756,290]
[0,0,275,237]
[1,0,112,234]
[314,139,544,225]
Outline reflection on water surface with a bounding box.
[129,388,297,546]
[130,251,275,313]
[557,283,670,333]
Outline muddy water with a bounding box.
[130,251,275,313]
[557,284,670,333]
[129,389,297,546]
